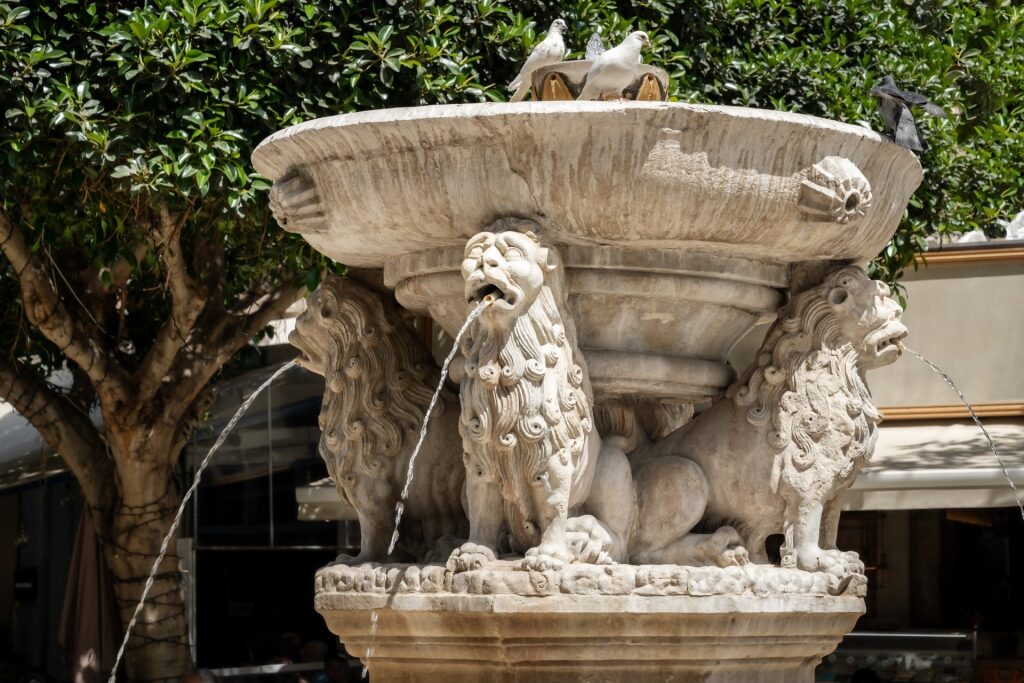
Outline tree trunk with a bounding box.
[102,459,191,683]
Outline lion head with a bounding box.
[732,266,907,485]
[826,269,907,370]
[462,228,562,326]
[290,276,441,494]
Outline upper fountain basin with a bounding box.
[252,100,921,268]
[255,101,923,401]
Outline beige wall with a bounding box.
[871,257,1024,408]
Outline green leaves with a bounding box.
[0,0,1020,365]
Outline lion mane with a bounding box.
[731,266,881,494]
[459,235,593,550]
[294,277,445,503]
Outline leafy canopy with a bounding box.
[2,0,1021,371]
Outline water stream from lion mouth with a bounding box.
[108,359,298,683]
[388,299,488,554]
[361,299,488,679]
[906,347,1024,522]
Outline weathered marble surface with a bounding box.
[316,563,865,683]
[386,242,786,402]
[252,101,922,266]
[316,561,865,598]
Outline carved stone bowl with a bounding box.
[316,561,866,682]
[531,60,669,101]
[252,102,922,401]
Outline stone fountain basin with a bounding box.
[253,102,922,401]
[315,562,866,683]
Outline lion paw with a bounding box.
[566,515,618,565]
[522,543,572,572]
[789,546,864,577]
[446,542,497,573]
[328,552,376,567]
[720,546,749,567]
[703,526,749,567]
[425,534,464,564]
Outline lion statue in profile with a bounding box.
[638,265,907,576]
[290,276,466,563]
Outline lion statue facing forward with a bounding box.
[291,276,466,563]
[448,226,637,572]
[638,265,907,576]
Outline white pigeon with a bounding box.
[508,19,568,102]
[577,31,650,101]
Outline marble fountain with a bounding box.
[252,86,922,681]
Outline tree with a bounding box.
[0,2,528,679]
[2,0,1020,680]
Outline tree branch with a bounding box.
[0,358,115,511]
[133,206,208,401]
[152,282,303,458]
[0,207,130,406]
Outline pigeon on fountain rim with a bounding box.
[508,19,568,103]
[577,31,651,101]
[870,75,947,153]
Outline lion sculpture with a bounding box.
[448,226,640,572]
[636,265,908,575]
[291,276,466,563]
[447,225,749,572]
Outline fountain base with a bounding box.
[316,562,864,682]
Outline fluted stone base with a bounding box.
[315,562,865,682]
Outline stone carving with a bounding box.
[269,169,327,234]
[450,226,632,572]
[799,156,872,223]
[640,265,907,575]
[316,561,866,599]
[594,398,695,453]
[290,276,466,563]
[448,225,748,573]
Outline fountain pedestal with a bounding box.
[317,563,864,683]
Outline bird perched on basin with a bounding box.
[577,31,651,101]
[508,18,568,102]
[870,75,947,153]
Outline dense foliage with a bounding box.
[2,0,1022,337]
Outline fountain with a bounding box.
[254,75,922,681]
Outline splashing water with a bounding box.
[906,347,1024,522]
[387,300,488,555]
[108,359,298,683]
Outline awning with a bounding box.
[296,419,1024,519]
[847,419,1024,510]
[0,401,68,490]
[296,477,358,521]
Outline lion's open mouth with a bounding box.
[467,281,517,307]
[874,329,908,357]
[471,283,502,302]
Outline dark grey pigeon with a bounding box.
[870,75,947,153]
[585,31,605,61]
